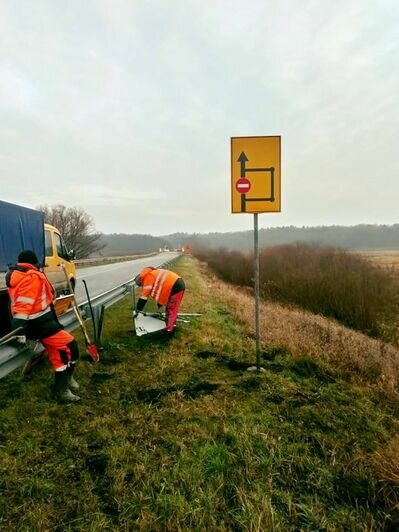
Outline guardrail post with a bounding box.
[129,284,136,329]
[92,305,106,346]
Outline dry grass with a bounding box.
[199,262,399,400]
[371,435,399,509]
[357,250,399,279]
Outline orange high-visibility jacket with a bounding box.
[139,268,180,306]
[6,263,55,320]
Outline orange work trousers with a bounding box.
[41,330,79,371]
[165,290,185,332]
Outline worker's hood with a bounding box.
[135,267,154,286]
[6,263,41,288]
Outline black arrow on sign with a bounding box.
[237,152,248,177]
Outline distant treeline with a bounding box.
[98,233,169,256]
[165,224,399,252]
[98,224,399,256]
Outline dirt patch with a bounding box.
[264,362,286,373]
[85,453,119,518]
[264,393,285,404]
[90,372,113,383]
[235,377,262,390]
[214,354,253,371]
[136,387,173,403]
[136,380,219,404]
[262,346,290,361]
[225,359,253,371]
[195,350,253,371]
[97,353,123,366]
[184,381,219,398]
[85,453,108,476]
[195,350,219,359]
[287,397,318,408]
[288,358,336,383]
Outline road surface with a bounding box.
[74,251,181,303]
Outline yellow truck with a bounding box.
[44,223,77,292]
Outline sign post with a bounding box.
[231,136,281,371]
[254,212,260,369]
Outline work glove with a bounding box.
[133,310,139,319]
[15,335,27,345]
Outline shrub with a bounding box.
[195,244,398,341]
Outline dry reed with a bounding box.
[371,435,399,509]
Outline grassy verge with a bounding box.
[0,257,398,530]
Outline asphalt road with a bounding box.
[74,251,181,304]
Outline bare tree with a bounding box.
[38,205,105,259]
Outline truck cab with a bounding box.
[44,224,76,294]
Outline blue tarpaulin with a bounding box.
[0,201,45,271]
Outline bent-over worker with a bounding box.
[134,267,185,334]
[6,250,81,403]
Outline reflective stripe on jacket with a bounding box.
[6,263,55,320]
[140,268,180,306]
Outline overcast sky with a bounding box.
[0,1,398,235]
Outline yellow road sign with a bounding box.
[231,136,281,214]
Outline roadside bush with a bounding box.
[195,244,398,341]
[195,247,251,286]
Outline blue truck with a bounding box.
[0,201,46,339]
[0,200,77,340]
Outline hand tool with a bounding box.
[62,265,99,363]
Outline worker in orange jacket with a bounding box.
[134,266,185,334]
[6,250,80,402]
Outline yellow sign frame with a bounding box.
[231,136,281,214]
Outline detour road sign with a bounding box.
[231,136,281,214]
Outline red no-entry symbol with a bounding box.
[235,178,251,194]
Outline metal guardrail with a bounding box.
[73,251,158,267]
[0,343,33,379]
[0,256,181,380]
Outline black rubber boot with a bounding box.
[67,364,80,394]
[54,370,80,403]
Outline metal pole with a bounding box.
[97,305,106,345]
[132,284,137,329]
[254,213,261,369]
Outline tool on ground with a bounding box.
[82,279,97,343]
[135,311,202,336]
[62,265,99,363]
[142,312,202,317]
[142,312,202,324]
[0,327,25,346]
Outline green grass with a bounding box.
[0,257,398,530]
